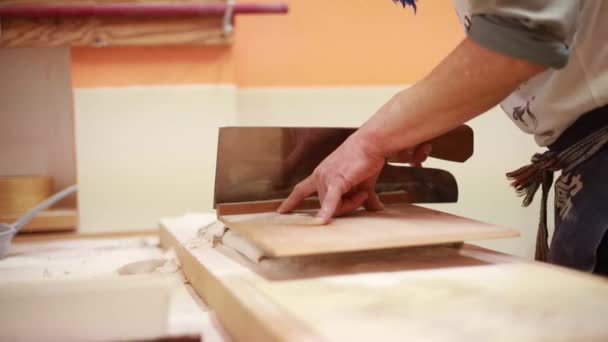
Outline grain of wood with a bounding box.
[160,219,608,342]
[1,0,222,6]
[0,209,77,233]
[0,16,229,47]
[220,203,520,257]
[0,176,52,215]
[159,224,318,342]
[0,0,228,47]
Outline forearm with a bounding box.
[356,37,546,157]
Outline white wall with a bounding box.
[74,85,237,232]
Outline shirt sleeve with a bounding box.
[467,0,579,69]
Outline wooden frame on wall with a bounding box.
[0,1,288,48]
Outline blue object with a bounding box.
[393,0,417,13]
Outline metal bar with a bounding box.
[0,3,288,17]
[222,0,235,36]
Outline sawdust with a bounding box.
[176,218,269,263]
[115,249,182,281]
[184,221,227,250]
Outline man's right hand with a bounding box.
[277,131,432,224]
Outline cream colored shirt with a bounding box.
[453,0,608,146]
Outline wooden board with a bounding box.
[159,219,608,342]
[0,275,172,341]
[219,204,519,257]
[0,16,228,48]
[0,1,229,47]
[253,264,608,342]
[0,176,52,215]
[0,209,77,233]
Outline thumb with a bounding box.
[364,191,384,211]
[411,143,432,167]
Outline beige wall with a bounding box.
[74,85,553,258]
[74,85,237,232]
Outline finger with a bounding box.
[387,148,414,163]
[317,183,347,224]
[411,143,432,167]
[363,191,384,211]
[334,191,369,217]
[277,177,317,214]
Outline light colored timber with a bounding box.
[159,223,317,342]
[160,219,608,342]
[0,209,77,233]
[12,228,157,243]
[0,1,230,47]
[0,176,52,215]
[0,16,229,47]
[0,274,173,341]
[219,203,520,257]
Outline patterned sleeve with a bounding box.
[467,0,579,69]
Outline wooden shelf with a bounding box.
[0,209,78,233]
[0,1,288,48]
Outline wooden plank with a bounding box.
[160,220,608,342]
[0,209,78,233]
[0,275,172,341]
[159,223,318,342]
[0,176,53,215]
[253,264,608,342]
[1,0,222,5]
[12,228,157,243]
[0,15,228,47]
[0,0,229,47]
[219,203,520,257]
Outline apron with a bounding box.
[548,105,608,274]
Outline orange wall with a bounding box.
[71,0,463,88]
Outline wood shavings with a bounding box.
[115,249,182,280]
[184,221,227,250]
[222,230,265,263]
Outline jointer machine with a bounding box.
[160,125,608,341]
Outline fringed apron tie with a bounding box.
[507,126,608,261]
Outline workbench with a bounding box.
[160,214,608,342]
[0,233,230,342]
[2,214,608,341]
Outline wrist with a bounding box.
[350,128,391,161]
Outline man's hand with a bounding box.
[277,132,431,224]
